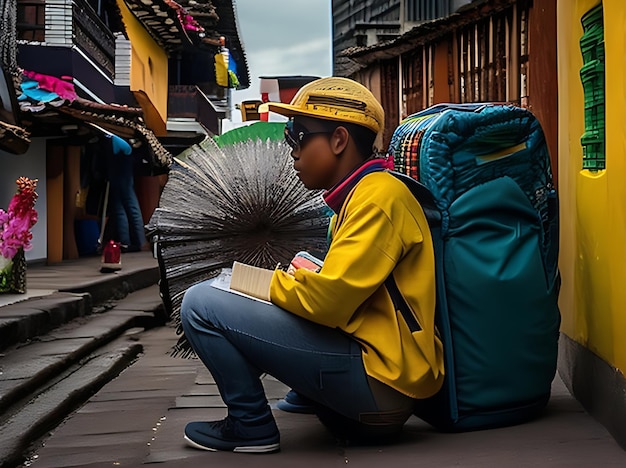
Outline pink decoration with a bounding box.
[0,177,38,259]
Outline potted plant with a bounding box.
[0,177,38,294]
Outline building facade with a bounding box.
[332,1,473,74]
[334,0,557,176]
[556,0,626,450]
[0,0,248,264]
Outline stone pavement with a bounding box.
[3,253,626,467]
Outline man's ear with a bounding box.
[330,126,350,156]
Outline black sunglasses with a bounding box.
[284,119,334,150]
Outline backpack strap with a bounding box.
[385,274,421,332]
[386,171,441,228]
[332,170,441,334]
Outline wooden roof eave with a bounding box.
[58,97,172,164]
[122,0,191,55]
[0,67,30,154]
[0,120,30,155]
[121,0,250,89]
[342,0,518,66]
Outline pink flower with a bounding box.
[0,178,38,259]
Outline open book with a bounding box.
[212,253,324,303]
[229,261,274,301]
[210,267,272,303]
[210,263,273,302]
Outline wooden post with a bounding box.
[46,144,64,264]
[508,6,520,103]
[434,40,450,105]
[63,146,81,260]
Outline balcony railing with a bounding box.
[17,0,116,77]
[168,85,223,135]
[73,0,116,75]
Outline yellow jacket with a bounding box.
[270,171,444,399]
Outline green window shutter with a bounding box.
[579,4,605,170]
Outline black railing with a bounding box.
[168,85,221,135]
[73,0,116,75]
[16,0,116,77]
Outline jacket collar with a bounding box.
[323,158,390,213]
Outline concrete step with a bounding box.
[0,252,162,354]
[0,339,142,468]
[0,292,92,353]
[58,262,160,307]
[0,285,165,468]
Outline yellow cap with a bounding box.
[267,77,385,150]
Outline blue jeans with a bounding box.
[107,152,145,249]
[180,277,381,425]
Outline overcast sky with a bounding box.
[228,0,333,124]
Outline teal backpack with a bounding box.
[387,103,561,431]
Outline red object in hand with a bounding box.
[290,256,321,272]
[287,251,324,275]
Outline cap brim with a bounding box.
[266,102,311,118]
[266,102,353,125]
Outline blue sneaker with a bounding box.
[276,390,317,414]
[184,416,280,453]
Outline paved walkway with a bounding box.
[0,251,160,308]
[4,254,626,466]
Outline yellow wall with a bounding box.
[557,0,626,370]
[117,0,169,130]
